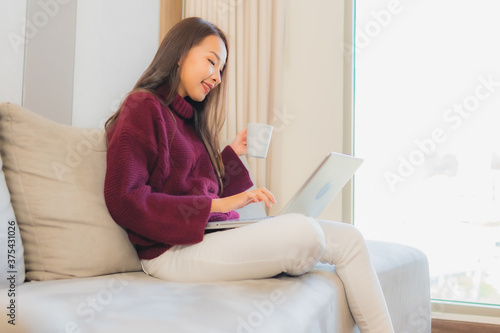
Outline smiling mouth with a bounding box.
[202,82,214,94]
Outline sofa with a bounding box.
[0,102,431,333]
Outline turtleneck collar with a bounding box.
[169,94,194,119]
[158,85,194,119]
[157,84,194,119]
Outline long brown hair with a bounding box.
[105,17,229,193]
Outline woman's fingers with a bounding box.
[260,188,276,204]
[244,191,258,205]
[250,188,276,207]
[238,127,247,139]
[212,188,277,213]
[230,128,248,156]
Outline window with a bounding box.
[354,0,500,311]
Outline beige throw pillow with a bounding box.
[0,102,141,281]
[0,153,25,286]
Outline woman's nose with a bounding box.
[211,71,221,85]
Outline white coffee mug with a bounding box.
[247,123,273,158]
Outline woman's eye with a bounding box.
[208,59,215,66]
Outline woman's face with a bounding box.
[177,35,227,102]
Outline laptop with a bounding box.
[205,152,363,230]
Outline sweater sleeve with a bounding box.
[220,146,254,197]
[104,94,211,247]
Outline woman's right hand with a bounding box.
[211,188,276,213]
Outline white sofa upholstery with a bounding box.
[0,102,431,333]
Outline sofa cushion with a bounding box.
[0,102,141,281]
[5,241,432,333]
[0,152,25,287]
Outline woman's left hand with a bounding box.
[230,128,247,156]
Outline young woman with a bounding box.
[104,17,394,333]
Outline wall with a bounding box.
[72,0,160,128]
[0,1,28,105]
[0,0,160,128]
[269,0,349,221]
[23,0,77,124]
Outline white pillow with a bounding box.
[0,154,25,287]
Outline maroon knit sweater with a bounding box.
[104,91,253,260]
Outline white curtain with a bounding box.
[184,0,287,190]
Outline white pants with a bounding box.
[141,213,394,333]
